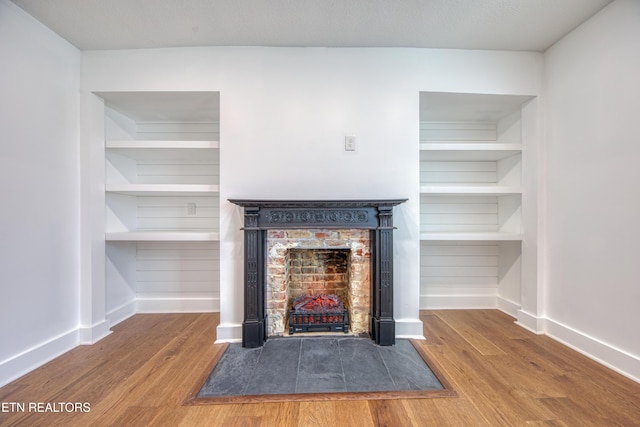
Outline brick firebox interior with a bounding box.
[266,229,371,336]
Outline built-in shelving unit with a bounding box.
[419,92,535,312]
[99,92,221,318]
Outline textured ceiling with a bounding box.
[12,0,612,52]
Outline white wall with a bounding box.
[0,0,81,386]
[82,47,542,342]
[544,0,640,381]
[3,0,638,390]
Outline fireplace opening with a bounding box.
[286,249,350,334]
[266,230,372,338]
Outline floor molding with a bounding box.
[106,300,136,327]
[544,317,640,384]
[79,319,112,344]
[214,322,242,344]
[0,328,79,388]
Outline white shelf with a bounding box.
[420,185,522,195]
[106,231,219,241]
[420,232,523,241]
[106,140,219,149]
[105,184,219,196]
[419,143,522,161]
[106,140,219,160]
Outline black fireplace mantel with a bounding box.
[229,198,407,348]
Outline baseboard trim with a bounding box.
[497,297,520,318]
[215,323,242,344]
[395,318,425,340]
[0,328,79,388]
[106,300,137,327]
[515,309,545,334]
[136,297,220,313]
[79,319,112,344]
[544,318,640,384]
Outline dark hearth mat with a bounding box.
[196,337,445,398]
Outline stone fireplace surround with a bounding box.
[229,199,407,348]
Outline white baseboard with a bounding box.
[395,318,425,340]
[215,323,242,344]
[515,309,545,334]
[106,300,137,327]
[78,319,112,344]
[544,317,640,384]
[136,297,220,313]
[497,297,520,318]
[0,328,79,388]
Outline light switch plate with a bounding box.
[345,135,357,151]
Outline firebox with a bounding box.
[286,249,350,334]
[289,294,349,334]
[229,199,407,348]
[267,233,371,337]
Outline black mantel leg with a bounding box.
[371,207,395,346]
[242,208,266,348]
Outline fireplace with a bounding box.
[289,293,348,334]
[229,199,407,348]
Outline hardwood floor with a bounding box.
[1,310,639,426]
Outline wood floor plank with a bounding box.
[434,310,508,356]
[403,397,492,426]
[1,310,639,427]
[422,313,561,425]
[298,401,338,426]
[110,406,160,426]
[419,313,446,346]
[524,421,570,427]
[146,406,190,427]
[333,400,374,426]
[368,399,413,427]
[258,401,301,426]
[177,405,239,426]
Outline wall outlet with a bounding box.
[187,202,197,215]
[345,135,357,151]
